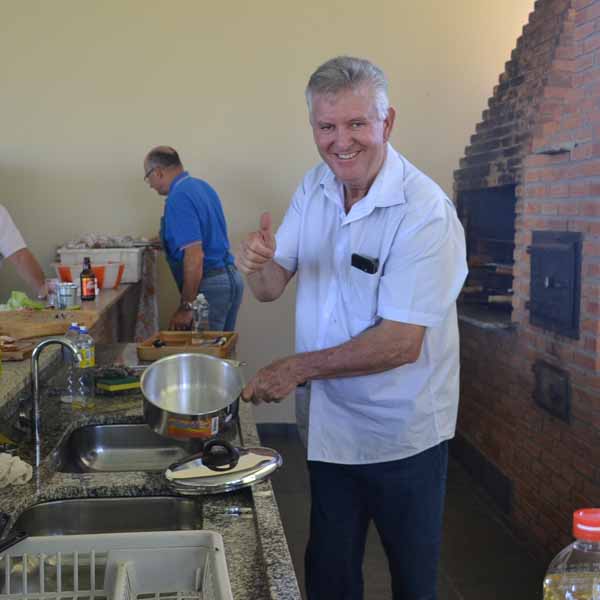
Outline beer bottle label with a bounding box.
[81,277,95,299]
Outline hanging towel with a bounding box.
[134,248,160,342]
[0,453,32,487]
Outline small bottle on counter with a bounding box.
[192,293,210,332]
[61,323,80,404]
[73,326,95,408]
[80,257,96,302]
[77,326,95,369]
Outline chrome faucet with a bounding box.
[30,336,80,467]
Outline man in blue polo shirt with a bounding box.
[143,146,243,331]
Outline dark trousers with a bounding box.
[305,441,448,600]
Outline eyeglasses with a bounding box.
[144,167,156,182]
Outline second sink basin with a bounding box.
[14,497,203,535]
[56,423,200,473]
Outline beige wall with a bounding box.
[0,0,534,422]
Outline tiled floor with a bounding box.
[258,425,546,600]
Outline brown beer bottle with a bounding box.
[80,257,96,301]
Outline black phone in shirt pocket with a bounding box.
[351,253,379,275]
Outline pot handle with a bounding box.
[221,358,247,368]
[202,439,240,471]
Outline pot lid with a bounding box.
[165,439,282,495]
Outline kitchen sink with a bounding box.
[55,423,201,473]
[13,497,203,535]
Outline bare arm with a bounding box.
[247,260,294,301]
[236,212,294,301]
[169,243,204,330]
[242,319,425,403]
[6,248,46,297]
[180,243,204,304]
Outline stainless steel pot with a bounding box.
[140,353,244,441]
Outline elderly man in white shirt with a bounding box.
[237,56,467,600]
[0,204,46,298]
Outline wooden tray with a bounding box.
[0,309,98,340]
[137,331,238,362]
[0,339,39,361]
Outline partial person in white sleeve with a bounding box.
[0,204,46,298]
[236,56,468,600]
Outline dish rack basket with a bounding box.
[0,530,233,600]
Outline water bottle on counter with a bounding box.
[61,323,80,404]
[65,322,80,343]
[192,293,210,332]
[74,326,96,408]
[543,508,600,599]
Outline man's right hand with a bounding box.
[236,212,276,275]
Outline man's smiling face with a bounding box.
[310,85,394,202]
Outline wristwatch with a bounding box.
[179,301,194,311]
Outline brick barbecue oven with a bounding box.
[453,0,600,560]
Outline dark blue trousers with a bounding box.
[305,441,448,600]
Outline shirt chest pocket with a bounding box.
[341,267,381,329]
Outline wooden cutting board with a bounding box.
[0,339,39,361]
[0,309,99,340]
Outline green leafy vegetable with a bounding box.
[0,291,46,311]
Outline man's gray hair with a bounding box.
[145,146,182,170]
[305,56,390,121]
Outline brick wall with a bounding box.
[455,0,573,193]
[455,0,600,559]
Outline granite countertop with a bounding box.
[0,343,301,600]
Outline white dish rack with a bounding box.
[0,530,233,600]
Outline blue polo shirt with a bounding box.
[160,171,234,291]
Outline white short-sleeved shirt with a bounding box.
[274,145,468,464]
[0,204,26,261]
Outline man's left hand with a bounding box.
[169,307,193,331]
[242,356,303,405]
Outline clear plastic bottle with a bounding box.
[61,323,80,404]
[74,326,96,407]
[192,293,210,332]
[543,508,600,599]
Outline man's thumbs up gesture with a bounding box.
[236,211,276,274]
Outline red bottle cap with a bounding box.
[573,509,600,541]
